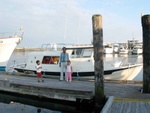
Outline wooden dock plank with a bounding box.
[107,98,150,113]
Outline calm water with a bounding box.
[2,51,143,113]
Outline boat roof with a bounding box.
[66,44,93,49]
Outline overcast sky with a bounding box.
[0,0,149,47]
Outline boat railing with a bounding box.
[10,58,27,68]
[0,31,24,38]
[41,43,74,51]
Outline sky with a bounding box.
[0,0,149,47]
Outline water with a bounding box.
[0,92,61,113]
[3,51,143,113]
[0,89,94,113]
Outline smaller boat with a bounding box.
[113,43,119,53]
[119,46,128,54]
[104,45,114,54]
[132,45,143,54]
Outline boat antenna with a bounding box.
[64,4,68,43]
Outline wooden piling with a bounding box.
[92,15,105,108]
[142,15,150,93]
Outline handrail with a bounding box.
[41,43,74,50]
[0,31,24,38]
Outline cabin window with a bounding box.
[42,56,59,64]
[71,49,83,58]
[81,49,92,58]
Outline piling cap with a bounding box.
[142,15,150,26]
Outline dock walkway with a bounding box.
[106,98,150,113]
[0,74,94,101]
[0,73,150,112]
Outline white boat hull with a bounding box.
[104,65,143,81]
[104,48,114,54]
[0,36,22,71]
[132,49,142,54]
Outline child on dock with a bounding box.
[36,60,44,82]
[66,60,73,82]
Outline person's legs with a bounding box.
[70,72,72,81]
[37,76,40,82]
[66,72,69,81]
[60,62,67,81]
[37,72,42,82]
[64,62,67,80]
[68,72,72,82]
[60,62,66,80]
[60,63,64,80]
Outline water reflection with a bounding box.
[0,103,57,113]
[0,93,60,113]
[0,91,94,113]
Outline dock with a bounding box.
[0,73,150,112]
[0,73,94,101]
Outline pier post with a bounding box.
[92,15,105,110]
[142,15,150,93]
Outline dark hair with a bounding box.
[62,47,66,50]
[36,60,40,64]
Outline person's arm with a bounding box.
[37,65,42,70]
[40,65,42,69]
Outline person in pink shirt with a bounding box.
[66,60,73,82]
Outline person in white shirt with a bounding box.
[36,60,44,82]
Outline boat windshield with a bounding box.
[70,48,93,58]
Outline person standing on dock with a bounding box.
[59,47,69,81]
[36,60,44,82]
[66,60,73,82]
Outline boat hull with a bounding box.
[14,64,142,77]
[132,49,142,54]
[0,36,22,71]
[0,66,6,71]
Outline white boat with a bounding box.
[13,44,142,77]
[132,45,143,54]
[113,43,119,53]
[119,46,128,54]
[104,45,114,54]
[0,32,23,71]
